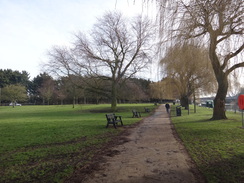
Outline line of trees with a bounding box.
[0,69,154,106]
[2,1,243,120]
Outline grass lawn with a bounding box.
[170,105,244,183]
[0,104,155,183]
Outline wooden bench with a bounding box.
[132,109,141,118]
[144,107,150,113]
[105,113,123,128]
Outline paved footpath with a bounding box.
[83,105,203,183]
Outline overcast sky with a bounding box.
[0,0,159,80]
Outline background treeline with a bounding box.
[0,69,163,106]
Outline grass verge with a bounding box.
[0,104,155,183]
[170,105,244,183]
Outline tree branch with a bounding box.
[221,43,244,70]
[226,62,244,76]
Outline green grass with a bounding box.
[170,105,244,183]
[0,104,155,183]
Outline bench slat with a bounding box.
[105,113,123,128]
[132,110,141,118]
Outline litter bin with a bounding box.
[176,106,181,116]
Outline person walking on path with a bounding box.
[69,105,203,183]
[165,103,170,114]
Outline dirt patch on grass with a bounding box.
[64,125,137,183]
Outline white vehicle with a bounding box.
[9,102,22,106]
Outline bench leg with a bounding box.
[113,122,117,129]
[133,113,140,118]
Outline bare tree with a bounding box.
[38,78,55,105]
[46,11,155,111]
[154,0,244,119]
[74,12,154,110]
[181,0,243,119]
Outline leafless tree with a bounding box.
[38,78,55,105]
[74,12,155,110]
[154,0,244,119]
[46,11,155,111]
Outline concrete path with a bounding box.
[83,105,202,183]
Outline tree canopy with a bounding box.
[1,84,27,107]
[46,11,155,111]
[160,42,216,107]
[0,69,29,88]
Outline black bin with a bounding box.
[176,106,181,116]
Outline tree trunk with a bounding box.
[111,82,117,112]
[180,95,189,109]
[209,35,228,120]
[212,77,228,120]
[193,90,196,113]
[72,96,75,108]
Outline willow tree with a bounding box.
[155,0,244,119]
[160,43,216,108]
[149,78,178,101]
